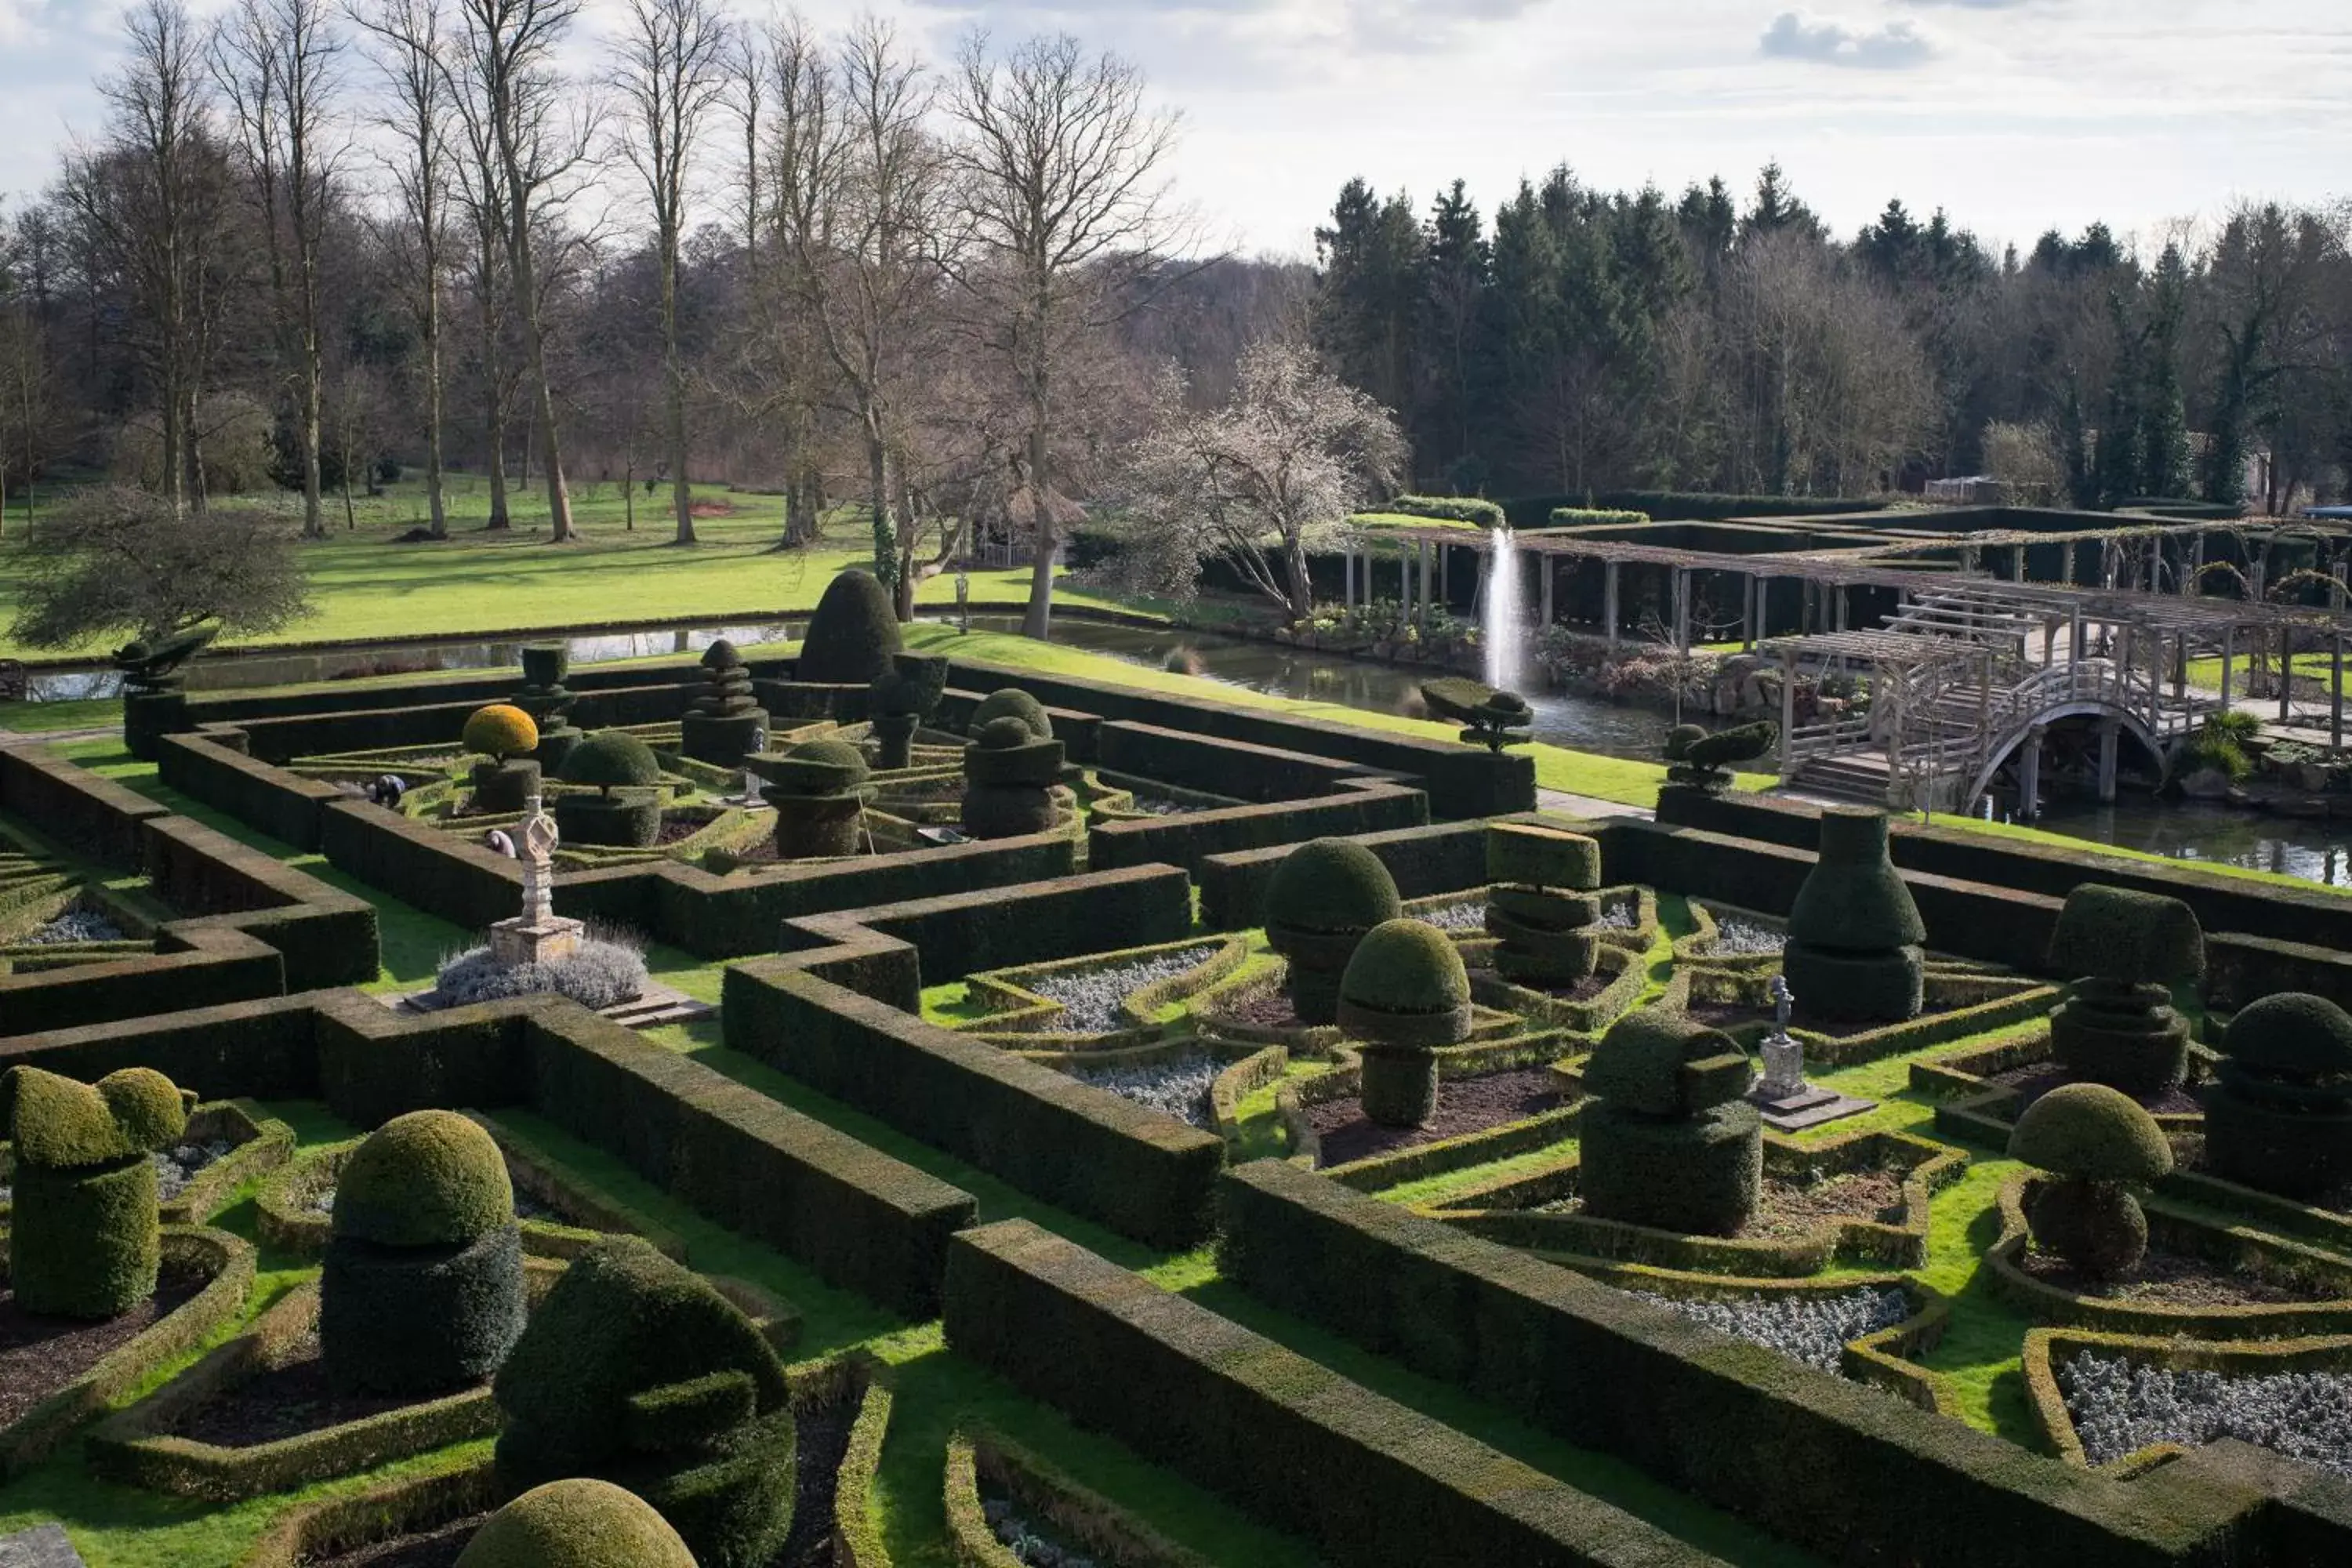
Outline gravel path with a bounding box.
[1708,913,1785,956]
[981,1494,1101,1568]
[2062,1352,2352,1475]
[151,1142,231,1202]
[1628,1287,1910,1374]
[21,909,125,945]
[1071,1052,1221,1127]
[1025,945,1221,1034]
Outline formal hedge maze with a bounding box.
[11,590,2352,1566]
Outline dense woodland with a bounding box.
[1,0,2349,622]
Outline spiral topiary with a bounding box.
[2045,885,2205,1096]
[1782,808,1926,1024]
[797,570,902,685]
[680,639,769,767]
[1262,840,1403,1026]
[465,705,544,813]
[2,1065,192,1318]
[2205,992,2352,1200]
[1338,919,1472,1127]
[969,688,1053,741]
[1577,1008,1761,1236]
[321,1110,527,1396]
[960,716,1065,840]
[2009,1082,2174,1279]
[1483,822,1604,988]
[495,1236,795,1568]
[457,1479,699,1568]
[760,738,873,858]
[558,731,666,848]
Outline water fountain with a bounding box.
[1483,527,1526,691]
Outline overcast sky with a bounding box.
[2,0,2345,260]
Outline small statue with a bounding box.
[1758,974,1807,1100]
[517,797,560,927]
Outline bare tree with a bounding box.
[612,0,732,546]
[350,0,456,538]
[446,43,513,528]
[452,0,595,542]
[0,248,60,539]
[212,0,345,539]
[945,30,1190,640]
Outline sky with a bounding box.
[1,0,2346,261]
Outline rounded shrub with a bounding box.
[970,688,1053,740]
[562,731,663,796]
[556,793,664,849]
[2207,992,2352,1200]
[495,1236,795,1568]
[763,739,873,858]
[2009,1083,2173,1279]
[2046,885,2203,1095]
[1784,808,1926,1024]
[1662,724,1707,761]
[464,704,541,762]
[322,1111,526,1396]
[457,1479,698,1568]
[3,1065,190,1318]
[960,721,1065,840]
[766,739,870,794]
[1579,1008,1760,1236]
[1338,920,1472,1127]
[1262,840,1403,1026]
[797,570,902,684]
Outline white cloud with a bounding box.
[1759,11,1941,68]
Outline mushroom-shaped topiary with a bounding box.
[456,1479,699,1568]
[758,738,874,858]
[2205,992,2352,1200]
[680,638,770,767]
[557,731,666,848]
[1338,920,1472,1127]
[321,1110,527,1396]
[465,704,544,814]
[1483,822,1605,989]
[2008,1083,2174,1279]
[495,1236,795,1567]
[2046,885,2205,1096]
[969,688,1053,741]
[2,1065,193,1318]
[1262,839,1403,1026]
[1578,1008,1761,1236]
[869,654,948,770]
[1783,809,1926,1024]
[960,715,1065,840]
[796,570,902,685]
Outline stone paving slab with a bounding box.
[0,1525,87,1568]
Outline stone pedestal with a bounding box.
[489,914,585,967]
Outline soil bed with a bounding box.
[0,1279,201,1428]
[1987,1062,2204,1119]
[1540,1167,1906,1241]
[305,1514,489,1568]
[1219,991,1306,1030]
[1309,1067,1563,1166]
[171,1337,471,1447]
[2018,1245,2339,1308]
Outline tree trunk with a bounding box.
[479,286,510,530]
[1020,423,1054,641]
[1285,529,1316,622]
[663,249,693,545]
[867,434,897,611]
[301,367,325,539]
[424,263,447,539]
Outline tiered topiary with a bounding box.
[1337,919,1472,1127]
[2045,884,2205,1096]
[868,654,948,770]
[2205,992,2352,1200]
[968,687,1052,741]
[495,1236,796,1568]
[1419,677,1532,754]
[1262,839,1402,1026]
[320,1110,526,1396]
[680,639,769,767]
[760,739,873,858]
[1782,808,1926,1024]
[1483,822,1603,988]
[514,644,583,771]
[1,1065,192,1318]
[1578,1008,1760,1236]
[463,704,543,815]
[557,731,666,848]
[2008,1082,2174,1279]
[1664,720,1777,793]
[796,570,902,686]
[456,1479,698,1568]
[961,717,1065,840]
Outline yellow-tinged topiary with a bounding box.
[464,703,541,761]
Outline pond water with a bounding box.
[2033,799,2352,888]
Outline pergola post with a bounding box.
[1740,574,1755,649]
[2220,624,2235,709]
[1345,549,1356,608]
[1399,544,1412,619]
[1834,585,1849,633]
[1418,539,1432,614]
[2282,629,2296,724]
[2060,544,2075,588]
[1439,545,1450,606]
[1779,648,1798,779]
[2190,532,2205,593]
[2018,726,2045,822]
[1603,561,1621,652]
[2096,718,2121,804]
[2011,543,2027,583]
[1673,568,1691,652]
[2334,630,2344,748]
[1541,557,1555,630]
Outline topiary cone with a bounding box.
[1783,808,1926,1024]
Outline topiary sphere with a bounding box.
[1340,920,1471,1017]
[2048,885,2204,987]
[1263,840,1402,937]
[785,738,870,786]
[464,704,541,762]
[701,637,743,670]
[2227,993,2352,1080]
[562,731,663,793]
[971,688,1052,740]
[456,1479,696,1568]
[2007,1083,2174,1185]
[332,1110,514,1249]
[797,570,902,684]
[974,716,1040,750]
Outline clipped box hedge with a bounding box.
[1091,782,1428,879]
[0,746,173,869]
[943,1218,1732,1568]
[1196,818,1490,931]
[1214,1160,2342,1568]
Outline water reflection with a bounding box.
[2035,800,2352,888]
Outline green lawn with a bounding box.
[2183,650,2347,692]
